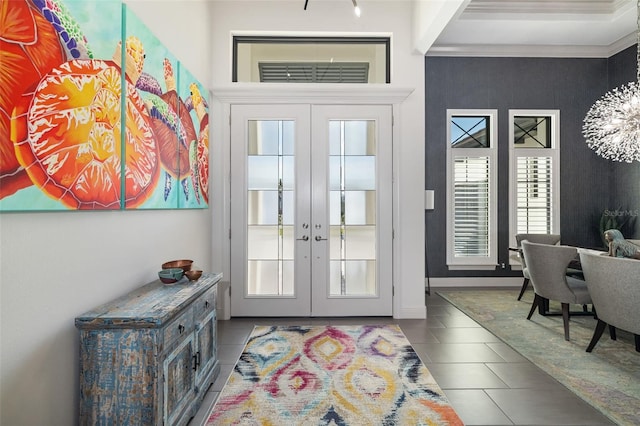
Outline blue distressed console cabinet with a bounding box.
[75,272,222,425]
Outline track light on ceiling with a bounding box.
[352,0,361,17]
[303,0,360,17]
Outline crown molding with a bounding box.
[463,0,630,15]
[427,32,636,58]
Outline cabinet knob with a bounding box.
[178,324,185,334]
[205,301,210,309]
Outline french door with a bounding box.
[230,104,392,316]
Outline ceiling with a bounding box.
[420,0,638,57]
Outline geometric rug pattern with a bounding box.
[206,325,463,425]
[438,290,640,426]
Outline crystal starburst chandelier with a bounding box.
[582,0,640,163]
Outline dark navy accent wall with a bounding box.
[425,49,639,278]
[608,45,640,237]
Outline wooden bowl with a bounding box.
[161,259,193,272]
[184,270,203,281]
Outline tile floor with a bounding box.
[190,290,615,426]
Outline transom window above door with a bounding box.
[233,36,390,83]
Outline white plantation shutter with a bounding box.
[516,156,553,234]
[454,157,490,257]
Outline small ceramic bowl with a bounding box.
[184,270,203,281]
[161,259,193,272]
[158,268,184,284]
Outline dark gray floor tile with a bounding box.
[486,388,616,425]
[426,362,509,389]
[189,390,218,426]
[400,326,440,343]
[443,389,513,425]
[425,304,468,317]
[425,294,451,306]
[396,318,429,327]
[420,342,508,363]
[436,314,482,328]
[486,362,565,389]
[211,364,234,391]
[217,344,245,364]
[430,327,502,343]
[218,326,250,344]
[410,343,433,363]
[485,342,528,362]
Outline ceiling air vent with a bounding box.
[258,62,369,83]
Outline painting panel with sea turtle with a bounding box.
[125,5,196,209]
[0,0,143,211]
[0,0,95,209]
[179,64,209,208]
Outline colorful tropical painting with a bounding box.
[0,0,209,211]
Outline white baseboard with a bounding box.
[426,277,522,287]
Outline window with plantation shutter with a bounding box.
[446,110,498,269]
[516,156,552,233]
[509,110,560,264]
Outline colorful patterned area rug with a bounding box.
[206,324,463,425]
[438,290,640,426]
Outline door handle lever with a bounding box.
[315,235,327,241]
[297,235,309,241]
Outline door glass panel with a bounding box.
[345,191,376,224]
[246,120,295,296]
[248,191,277,224]
[329,260,376,296]
[247,156,278,189]
[344,225,375,258]
[344,157,375,189]
[328,120,377,297]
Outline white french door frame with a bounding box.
[230,104,312,316]
[310,105,393,316]
[213,85,413,319]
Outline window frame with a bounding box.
[232,36,391,83]
[508,109,561,265]
[446,109,498,270]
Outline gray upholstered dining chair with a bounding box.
[521,240,592,341]
[579,251,640,352]
[515,233,561,300]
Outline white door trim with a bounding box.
[214,85,413,319]
[213,84,413,105]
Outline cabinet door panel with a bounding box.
[195,309,217,392]
[164,335,196,425]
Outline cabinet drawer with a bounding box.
[193,286,216,323]
[164,306,194,349]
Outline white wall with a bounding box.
[0,2,213,425]
[208,0,426,319]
